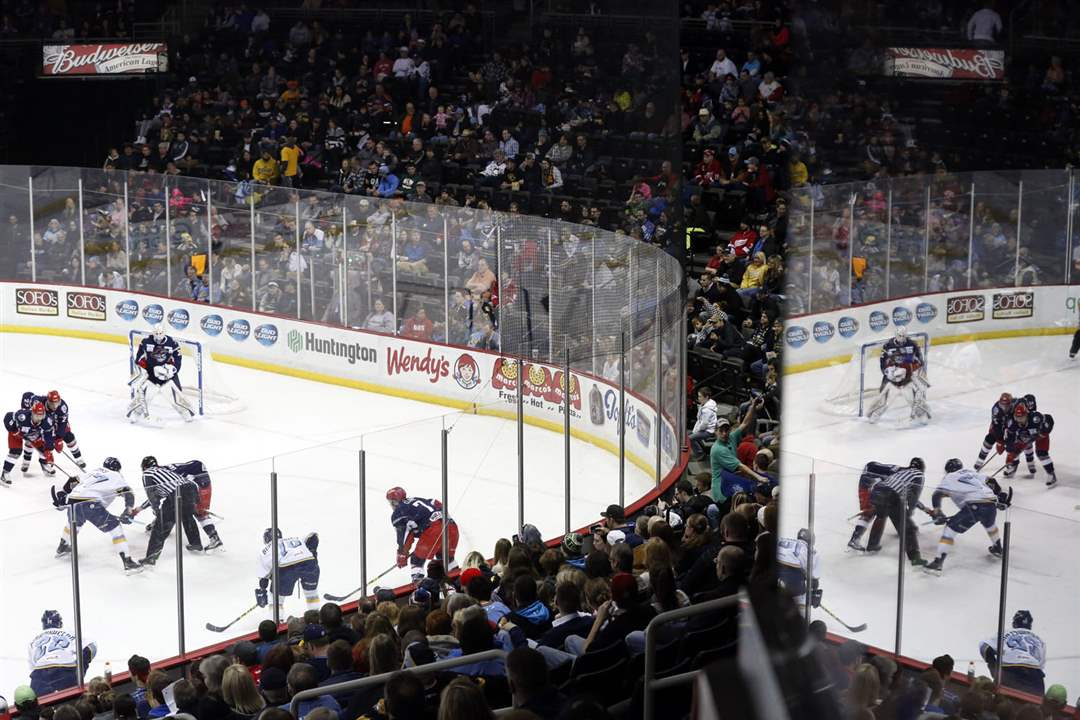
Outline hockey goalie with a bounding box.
[126,325,197,422]
[866,327,930,423]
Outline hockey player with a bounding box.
[256,528,321,613]
[36,391,85,469]
[924,459,1009,575]
[1003,402,1057,487]
[777,529,821,611]
[127,324,196,421]
[2,402,57,483]
[847,459,925,551]
[974,393,1038,472]
[979,610,1046,696]
[163,460,223,551]
[858,458,928,566]
[51,458,142,573]
[387,487,460,582]
[28,610,97,696]
[866,327,930,422]
[139,456,203,565]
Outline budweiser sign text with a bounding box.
[42,43,168,76]
[884,47,1005,81]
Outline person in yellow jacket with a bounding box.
[738,251,768,298]
[252,150,279,184]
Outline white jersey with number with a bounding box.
[28,629,82,670]
[935,469,996,509]
[979,629,1046,670]
[67,468,130,508]
[776,537,820,580]
[257,537,314,578]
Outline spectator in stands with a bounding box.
[437,677,493,720]
[565,572,655,656]
[693,108,725,144]
[465,258,495,295]
[503,574,553,640]
[145,671,171,719]
[253,150,279,185]
[967,3,1003,44]
[539,159,563,191]
[222,664,266,718]
[690,386,719,459]
[363,298,395,334]
[709,49,738,83]
[506,647,567,717]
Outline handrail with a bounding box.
[288,649,507,717]
[642,592,741,719]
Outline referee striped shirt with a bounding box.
[143,466,188,505]
[878,468,924,506]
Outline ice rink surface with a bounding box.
[0,333,654,695]
[780,333,1080,686]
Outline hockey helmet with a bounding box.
[797,528,813,544]
[141,456,158,470]
[1013,609,1033,629]
[997,392,1014,410]
[151,323,167,343]
[46,390,61,410]
[20,391,35,410]
[1013,403,1029,424]
[41,610,62,629]
[909,457,925,471]
[386,487,407,504]
[944,458,963,473]
[103,457,121,472]
[895,325,907,341]
[1023,394,1037,412]
[263,527,283,544]
[30,401,45,421]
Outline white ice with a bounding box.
[780,335,1080,687]
[0,333,655,696]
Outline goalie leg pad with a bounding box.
[866,385,891,422]
[170,386,197,420]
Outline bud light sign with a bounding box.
[116,299,139,321]
[869,311,889,332]
[226,319,250,342]
[892,306,912,326]
[142,303,164,325]
[916,302,937,323]
[837,316,859,338]
[254,324,278,346]
[167,308,190,330]
[785,325,809,348]
[200,314,223,337]
[812,321,835,343]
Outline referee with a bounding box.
[865,458,928,567]
[140,456,202,565]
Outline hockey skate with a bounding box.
[56,539,71,558]
[924,556,945,575]
[140,552,160,567]
[0,470,11,486]
[204,535,224,551]
[20,460,30,474]
[973,458,986,471]
[74,457,86,470]
[1046,473,1058,488]
[847,537,865,552]
[1025,464,1037,479]
[988,541,1003,558]
[1002,464,1017,479]
[121,553,143,574]
[40,461,55,477]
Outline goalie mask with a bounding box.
[152,323,167,343]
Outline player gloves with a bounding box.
[396,549,409,568]
[810,588,823,608]
[50,486,68,510]
[54,439,64,452]
[255,588,268,608]
[119,508,135,524]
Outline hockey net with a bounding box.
[128,330,245,416]
[823,332,930,417]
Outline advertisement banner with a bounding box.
[65,291,106,321]
[883,47,1005,81]
[42,42,168,76]
[15,287,58,316]
[992,291,1034,319]
[946,294,985,323]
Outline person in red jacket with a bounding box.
[401,308,433,340]
[728,221,758,259]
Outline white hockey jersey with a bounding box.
[67,468,130,508]
[935,469,996,509]
[980,629,1046,670]
[257,537,315,578]
[776,537,820,579]
[28,629,96,671]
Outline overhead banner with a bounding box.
[41,42,169,77]
[883,47,1005,81]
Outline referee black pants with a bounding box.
[145,483,202,558]
[867,487,920,558]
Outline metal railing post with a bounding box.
[1014,180,1024,285]
[967,182,976,288]
[590,234,597,375]
[294,196,302,319]
[496,225,503,353]
[29,174,36,282]
[443,216,450,340]
[206,180,213,303]
[440,427,449,571]
[1066,169,1075,284]
[391,212,398,333]
[547,227,554,361]
[886,187,893,298]
[123,179,131,290]
[164,175,172,297]
[249,198,257,311]
[805,469,815,628]
[619,331,626,507]
[271,469,280,626]
[923,184,931,292]
[67,505,85,688]
[564,346,572,534]
[995,521,1012,689]
[516,358,524,534]
[359,448,367,592]
[896,493,907,658]
[807,195,814,312]
[654,318,662,488]
[77,176,86,286]
[175,488,186,655]
[847,192,855,305]
[341,205,348,324]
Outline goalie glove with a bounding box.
[153,364,177,381]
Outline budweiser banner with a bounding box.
[42,42,168,76]
[883,47,1005,81]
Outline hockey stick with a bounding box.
[323,564,398,602]
[205,602,260,633]
[819,603,867,633]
